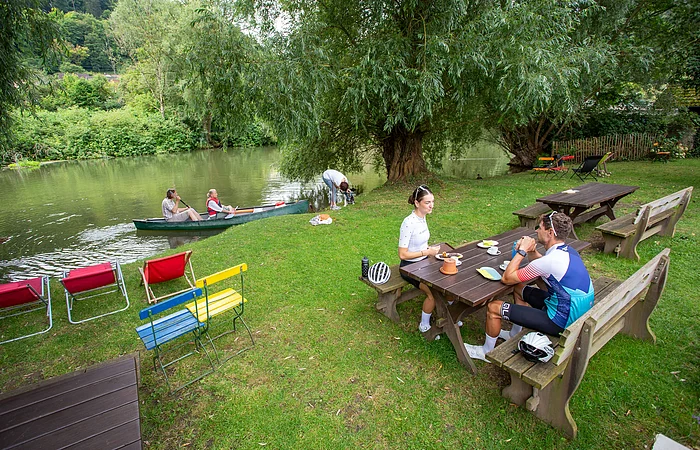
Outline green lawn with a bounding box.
[1,159,698,449]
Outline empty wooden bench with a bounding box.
[487,248,670,439]
[596,187,692,260]
[513,203,553,228]
[359,265,422,322]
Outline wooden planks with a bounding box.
[0,355,141,450]
[402,227,591,307]
[537,183,639,209]
[488,277,621,389]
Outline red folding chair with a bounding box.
[60,261,130,324]
[0,276,52,344]
[139,250,196,304]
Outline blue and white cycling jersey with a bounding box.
[517,243,594,328]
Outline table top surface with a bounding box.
[536,183,639,208]
[0,355,142,449]
[400,227,591,307]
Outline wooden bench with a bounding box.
[513,203,553,228]
[596,187,692,260]
[0,355,142,449]
[359,265,422,322]
[487,248,670,439]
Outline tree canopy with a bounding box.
[0,0,60,154]
[236,0,698,177]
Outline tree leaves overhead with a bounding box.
[0,0,61,153]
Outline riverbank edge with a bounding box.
[0,159,697,449]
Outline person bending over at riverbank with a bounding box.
[464,212,594,362]
[322,169,350,211]
[206,189,236,219]
[162,189,201,222]
[398,185,441,333]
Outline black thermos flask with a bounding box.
[362,256,369,278]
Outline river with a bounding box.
[0,145,509,281]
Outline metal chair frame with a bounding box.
[61,261,130,324]
[0,277,52,345]
[136,287,217,392]
[189,264,255,365]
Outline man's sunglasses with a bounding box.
[535,211,558,236]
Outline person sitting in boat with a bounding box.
[162,189,201,222]
[206,189,237,219]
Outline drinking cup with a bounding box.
[487,246,500,256]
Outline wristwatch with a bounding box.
[516,249,528,258]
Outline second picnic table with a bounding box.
[536,182,639,230]
[400,227,590,374]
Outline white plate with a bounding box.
[477,240,499,248]
[435,253,463,260]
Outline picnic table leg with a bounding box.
[431,291,478,374]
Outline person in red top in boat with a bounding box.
[206,189,237,219]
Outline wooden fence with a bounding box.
[552,133,664,163]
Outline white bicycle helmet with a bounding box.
[518,332,555,363]
[368,262,391,285]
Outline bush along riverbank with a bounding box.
[0,159,697,449]
[5,107,277,164]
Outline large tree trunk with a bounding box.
[381,126,428,182]
[501,118,559,168]
[202,112,214,147]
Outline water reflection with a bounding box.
[0,147,384,281]
[0,143,508,281]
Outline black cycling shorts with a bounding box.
[399,259,421,289]
[499,286,565,336]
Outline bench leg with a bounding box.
[376,287,423,323]
[502,374,533,406]
[620,253,668,343]
[618,235,641,261]
[601,234,622,255]
[376,289,403,323]
[531,365,578,439]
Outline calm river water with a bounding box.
[0,146,509,281]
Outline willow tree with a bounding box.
[236,0,488,181]
[0,0,60,155]
[473,0,697,166]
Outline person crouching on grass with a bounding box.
[464,212,595,362]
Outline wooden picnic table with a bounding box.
[400,227,591,374]
[0,355,142,449]
[536,182,639,230]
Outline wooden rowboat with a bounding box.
[133,200,309,231]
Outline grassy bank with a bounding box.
[0,160,698,449]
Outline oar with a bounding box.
[178,197,191,209]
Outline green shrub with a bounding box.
[9,108,198,162]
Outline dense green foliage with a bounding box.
[0,161,697,448]
[0,0,61,152]
[10,108,198,160]
[52,10,116,73]
[236,0,699,177]
[41,0,115,18]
